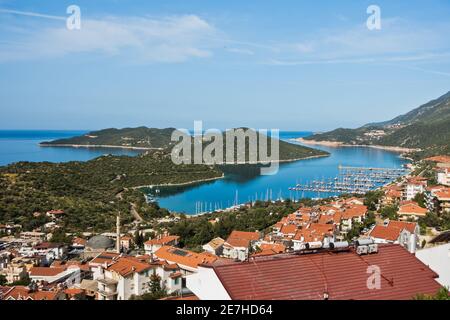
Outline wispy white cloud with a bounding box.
[263,18,450,68]
[266,52,450,66]
[0,8,65,20]
[0,12,219,63]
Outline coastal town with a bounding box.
[1,155,449,300]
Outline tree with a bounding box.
[380,205,398,220]
[9,274,31,286]
[413,192,426,208]
[364,190,384,211]
[149,272,165,297]
[0,274,7,286]
[134,231,144,248]
[50,228,72,244]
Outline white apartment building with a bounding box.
[96,256,153,300]
[404,177,427,200]
[437,168,450,186]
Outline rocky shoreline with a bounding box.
[39,143,162,151]
[133,174,226,189]
[294,138,420,153]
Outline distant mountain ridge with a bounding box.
[304,91,450,158]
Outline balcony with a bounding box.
[97,289,118,298]
[97,277,118,285]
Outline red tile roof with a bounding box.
[388,220,417,234]
[144,235,179,246]
[211,245,440,300]
[72,237,87,246]
[34,242,64,249]
[425,155,450,163]
[369,221,417,241]
[398,203,427,216]
[435,189,450,200]
[29,267,66,277]
[341,205,368,219]
[293,222,335,241]
[155,246,217,269]
[228,231,260,241]
[279,224,297,235]
[369,225,401,241]
[3,286,60,300]
[51,260,90,272]
[225,231,260,248]
[64,288,84,296]
[107,257,152,277]
[252,243,286,257]
[406,177,428,186]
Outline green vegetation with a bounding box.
[380,205,399,220]
[419,211,450,232]
[364,190,385,211]
[0,151,222,232]
[41,127,176,149]
[345,211,376,241]
[413,193,426,208]
[414,287,450,300]
[42,126,329,163]
[0,274,7,286]
[8,274,31,286]
[305,91,450,158]
[130,272,168,300]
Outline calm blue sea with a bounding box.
[0,130,140,166]
[0,130,408,214]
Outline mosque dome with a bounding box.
[86,235,114,250]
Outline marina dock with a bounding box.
[289,165,409,196]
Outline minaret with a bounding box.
[116,213,121,253]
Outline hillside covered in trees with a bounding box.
[305,91,450,158]
[0,151,222,232]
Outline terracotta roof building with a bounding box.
[222,231,260,261]
[369,221,419,253]
[2,286,64,300]
[187,245,441,300]
[154,246,217,274]
[144,235,180,255]
[252,243,286,257]
[398,202,428,220]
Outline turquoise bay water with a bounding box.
[0,130,408,215]
[154,132,409,214]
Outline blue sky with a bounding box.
[0,0,449,131]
